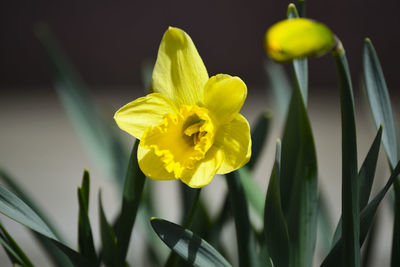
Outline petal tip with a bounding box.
[182,177,212,189]
[164,26,186,46]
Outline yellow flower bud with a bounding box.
[265,18,335,62]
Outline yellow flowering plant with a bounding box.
[0,1,399,267]
[114,27,251,188]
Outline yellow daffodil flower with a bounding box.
[114,27,251,188]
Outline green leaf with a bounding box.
[0,235,27,266]
[141,59,154,91]
[321,161,400,267]
[35,235,74,267]
[77,170,97,263]
[391,184,400,267]
[362,39,400,267]
[264,140,289,267]
[331,127,382,245]
[287,4,309,106]
[0,183,56,240]
[237,167,265,218]
[248,111,272,170]
[296,0,306,17]
[52,240,95,267]
[363,39,398,168]
[256,231,273,267]
[0,169,64,239]
[280,81,318,267]
[0,221,34,267]
[114,140,146,265]
[287,3,299,19]
[0,176,92,266]
[138,202,169,265]
[99,192,117,267]
[165,186,202,267]
[208,194,231,246]
[293,60,308,105]
[35,24,128,189]
[333,45,360,267]
[361,217,377,267]
[317,192,334,256]
[226,171,259,267]
[151,218,232,267]
[264,60,291,120]
[0,168,71,267]
[358,127,382,210]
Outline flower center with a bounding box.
[141,105,215,178]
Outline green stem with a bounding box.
[182,188,202,229]
[164,187,202,267]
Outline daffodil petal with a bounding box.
[137,143,178,181]
[204,74,247,124]
[152,27,209,106]
[180,147,223,188]
[114,93,177,139]
[215,113,251,174]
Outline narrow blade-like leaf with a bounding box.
[0,168,71,267]
[264,140,289,267]
[333,45,360,267]
[237,167,265,217]
[358,126,382,210]
[35,24,128,188]
[0,169,63,239]
[248,111,272,169]
[363,39,400,267]
[226,171,260,267]
[0,177,91,266]
[264,60,291,120]
[363,39,398,168]
[296,0,306,17]
[77,170,97,263]
[361,217,378,267]
[114,140,146,265]
[288,3,309,105]
[0,234,28,266]
[0,221,34,267]
[0,183,56,240]
[52,239,95,267]
[392,184,400,267]
[280,81,318,267]
[151,218,231,267]
[317,192,333,255]
[321,161,400,267]
[165,186,203,267]
[331,127,382,245]
[99,192,117,267]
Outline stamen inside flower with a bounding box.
[184,121,207,145]
[141,105,215,178]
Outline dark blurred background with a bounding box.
[1,0,400,93]
[1,2,399,266]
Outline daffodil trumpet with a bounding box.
[114,27,251,188]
